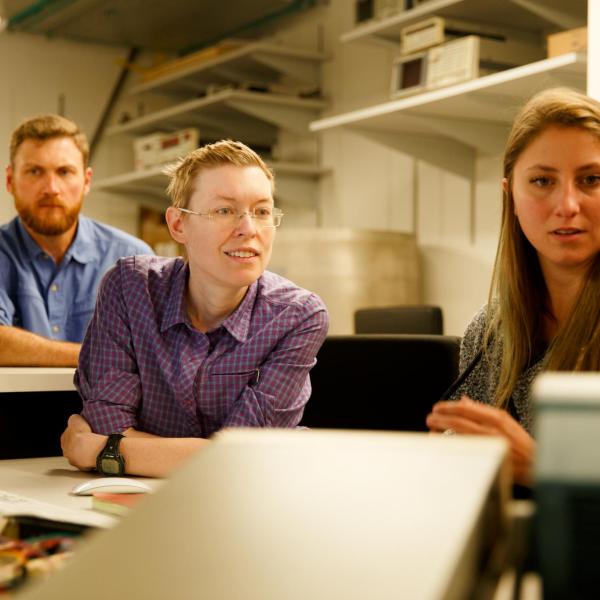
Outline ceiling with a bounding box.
[2,0,313,53]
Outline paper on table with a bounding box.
[0,490,115,528]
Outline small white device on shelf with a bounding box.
[133,128,199,171]
[391,34,543,98]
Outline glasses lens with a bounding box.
[207,207,282,228]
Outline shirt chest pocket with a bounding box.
[197,369,259,422]
[65,298,96,342]
[14,283,47,328]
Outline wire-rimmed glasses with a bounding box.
[178,206,284,228]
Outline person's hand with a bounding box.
[426,396,536,486]
[60,414,107,471]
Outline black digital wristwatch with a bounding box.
[96,433,126,476]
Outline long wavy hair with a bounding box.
[488,87,600,407]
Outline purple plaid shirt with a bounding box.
[77,255,329,437]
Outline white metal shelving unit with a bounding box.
[341,0,586,45]
[310,1,587,177]
[94,160,331,198]
[107,89,327,144]
[312,52,586,175]
[99,41,329,206]
[130,42,325,96]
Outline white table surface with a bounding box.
[0,456,162,528]
[0,368,76,392]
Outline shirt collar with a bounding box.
[16,215,95,264]
[15,218,46,260]
[220,279,259,342]
[160,265,260,343]
[65,216,97,263]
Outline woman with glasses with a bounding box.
[427,88,600,489]
[61,140,329,477]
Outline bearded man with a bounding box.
[0,114,152,366]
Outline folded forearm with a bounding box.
[121,436,209,477]
[0,325,80,366]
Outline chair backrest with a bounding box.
[0,391,82,459]
[301,334,460,431]
[354,305,443,335]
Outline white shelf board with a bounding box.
[94,161,330,198]
[106,89,327,142]
[130,42,326,96]
[343,0,586,44]
[94,166,169,197]
[310,53,586,153]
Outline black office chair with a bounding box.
[0,390,82,459]
[354,305,444,335]
[301,334,460,431]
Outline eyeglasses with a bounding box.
[178,206,284,228]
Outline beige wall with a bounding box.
[316,0,501,335]
[0,31,144,235]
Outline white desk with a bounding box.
[0,456,162,529]
[0,368,75,392]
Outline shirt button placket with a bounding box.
[48,279,63,338]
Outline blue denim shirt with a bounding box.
[0,216,153,342]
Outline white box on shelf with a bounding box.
[134,128,199,170]
[399,17,535,55]
[401,17,445,55]
[133,132,163,171]
[391,34,543,98]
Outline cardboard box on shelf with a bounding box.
[547,26,587,58]
[141,41,242,83]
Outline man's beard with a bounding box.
[16,195,82,236]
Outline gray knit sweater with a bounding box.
[451,306,544,434]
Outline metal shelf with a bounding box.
[107,89,326,148]
[94,161,330,199]
[312,53,585,149]
[342,0,586,45]
[311,53,585,178]
[130,42,326,96]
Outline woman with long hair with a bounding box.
[427,87,600,487]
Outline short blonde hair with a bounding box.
[165,139,274,209]
[10,114,89,167]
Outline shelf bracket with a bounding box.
[409,115,509,155]
[350,127,475,180]
[509,0,585,29]
[253,52,321,86]
[226,98,318,134]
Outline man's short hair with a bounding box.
[165,139,274,209]
[10,114,90,167]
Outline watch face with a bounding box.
[101,457,121,475]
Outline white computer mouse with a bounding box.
[71,477,152,496]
